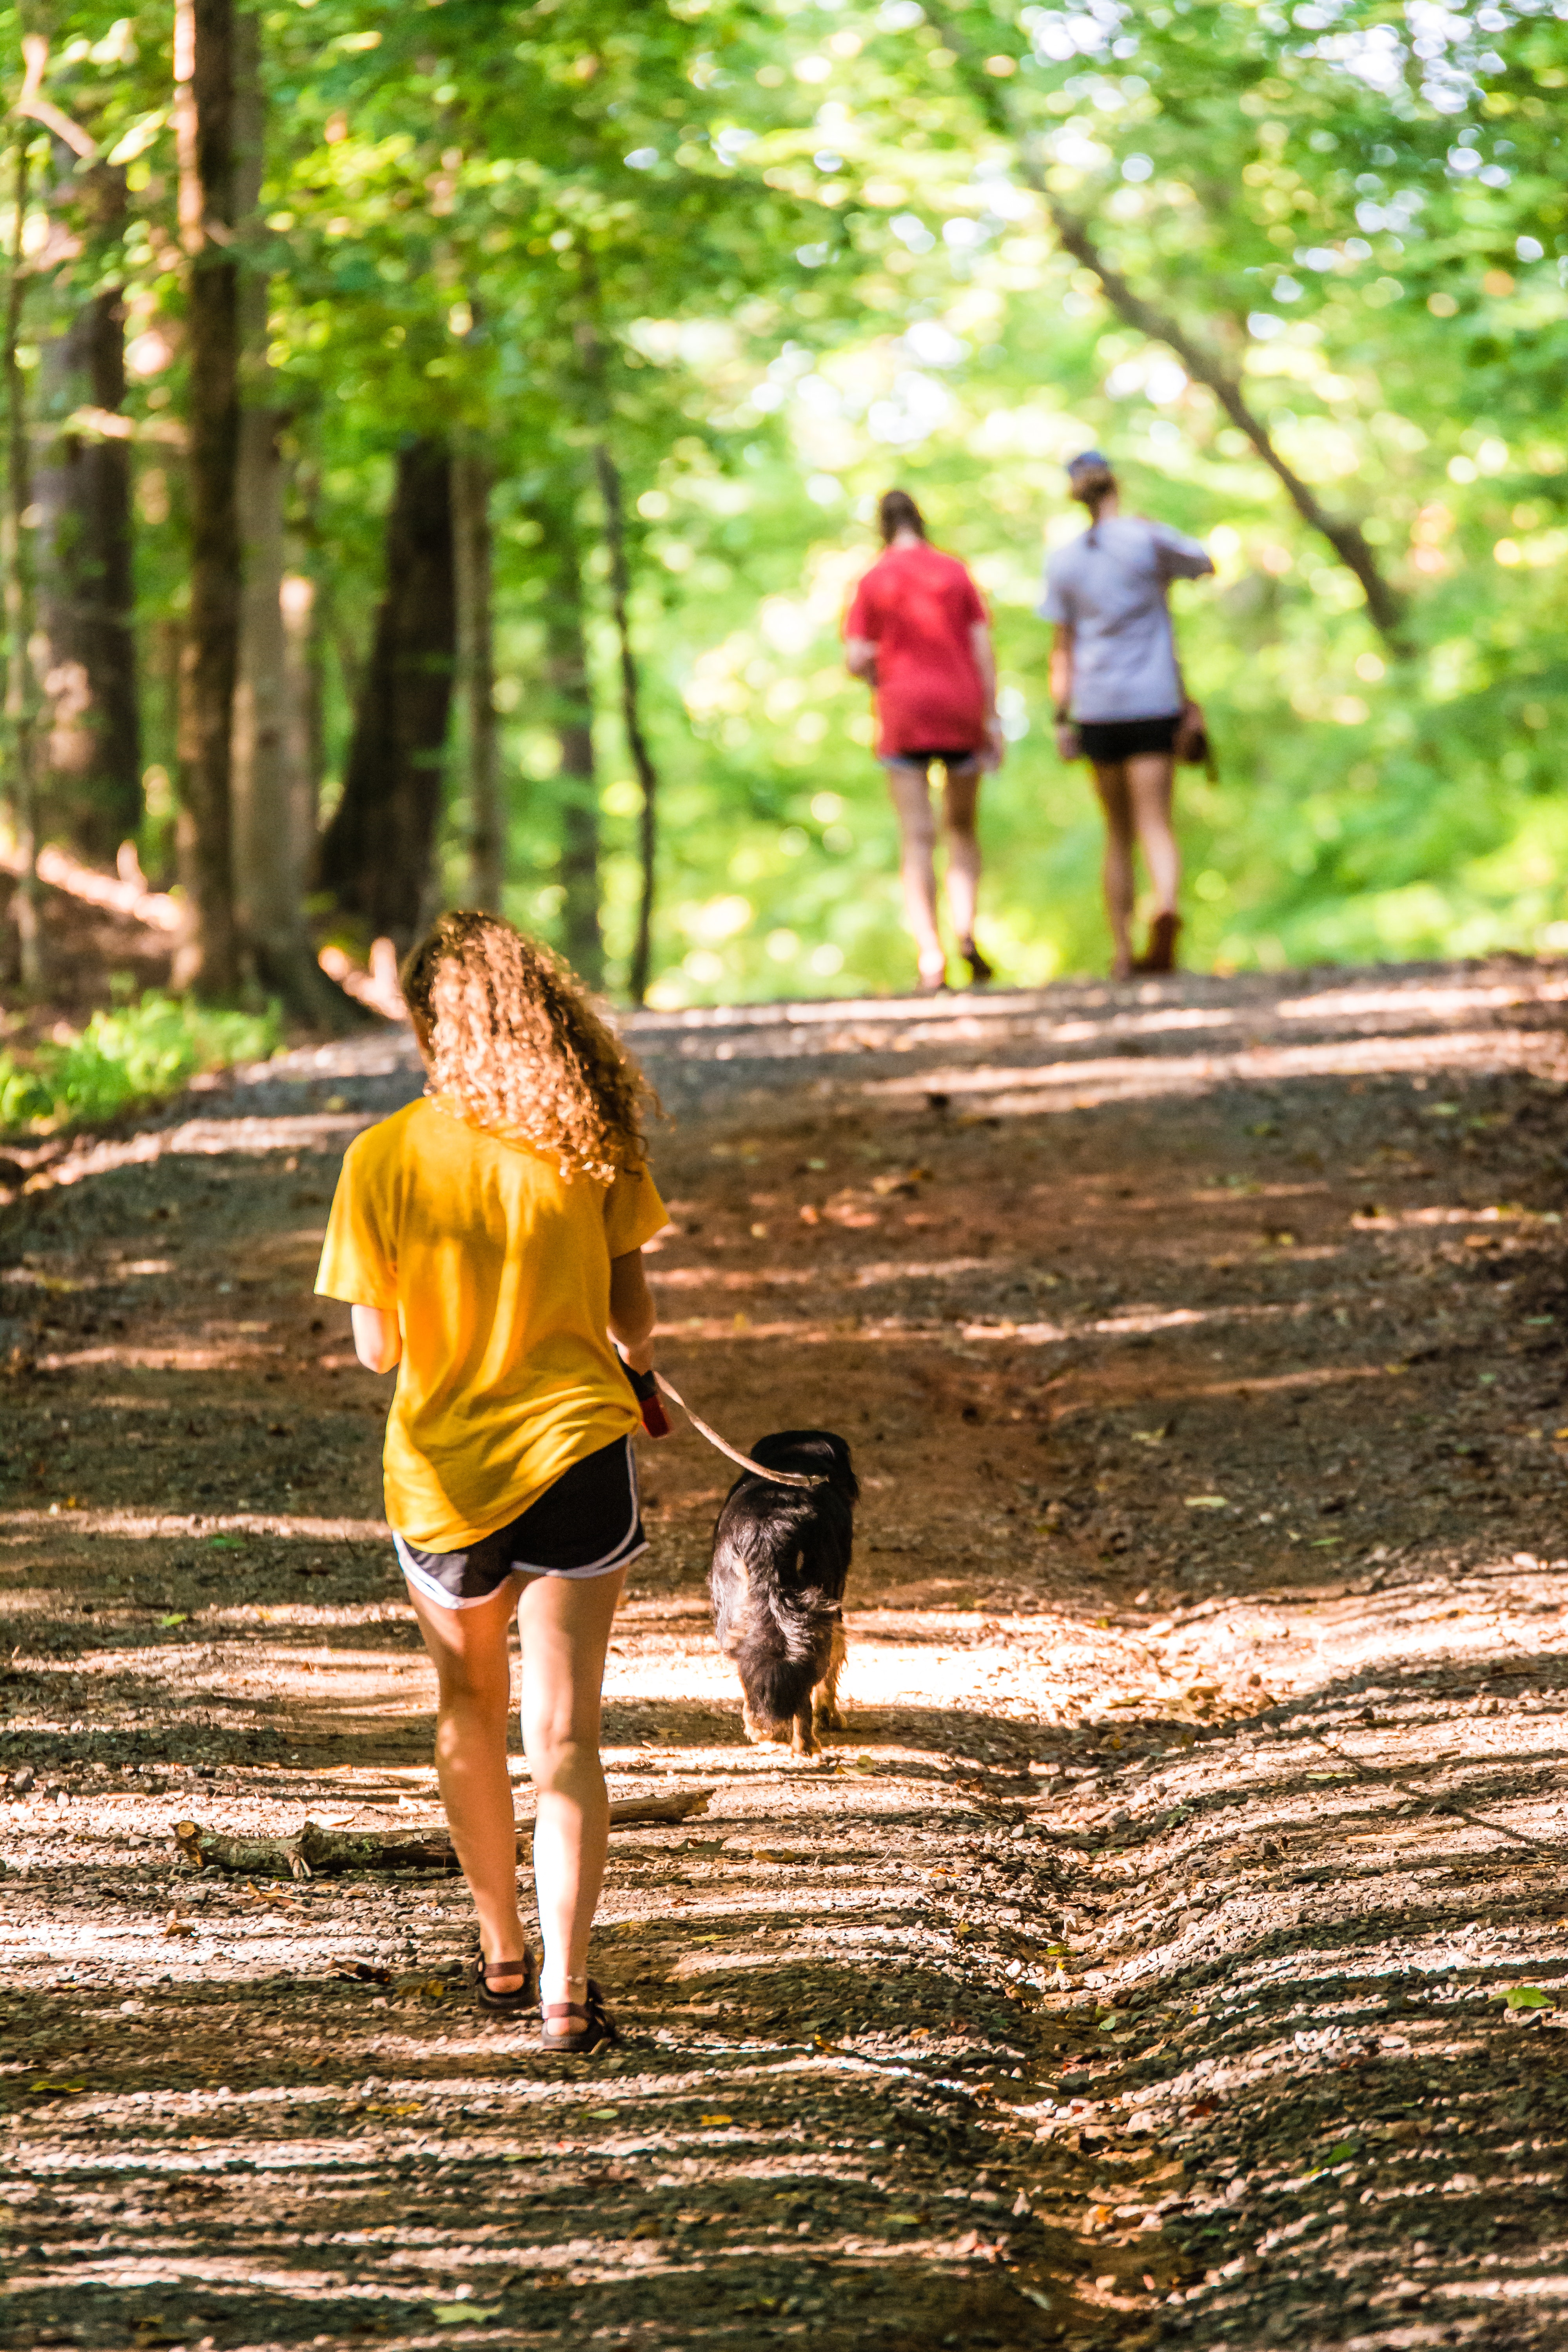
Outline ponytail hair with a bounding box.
[1066,450,1118,542]
[878,488,927,544]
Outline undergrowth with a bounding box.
[0,993,281,1133]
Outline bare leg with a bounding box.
[1125,753,1180,915]
[940,760,983,948]
[406,1577,530,1985]
[1091,762,1136,978]
[882,760,947,985]
[516,1565,626,2009]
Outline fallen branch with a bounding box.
[172,1786,713,1880]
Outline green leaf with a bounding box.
[1313,2140,1358,2170]
[1496,1985,1554,2010]
[158,1612,189,1627]
[432,2305,502,2325]
[207,1535,243,1550]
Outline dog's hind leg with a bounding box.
[811,1617,848,1738]
[790,1708,820,1759]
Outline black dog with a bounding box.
[709,1430,858,1758]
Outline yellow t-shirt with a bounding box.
[314,1096,668,1550]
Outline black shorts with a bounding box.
[1078,713,1180,762]
[884,746,981,771]
[394,1435,646,1611]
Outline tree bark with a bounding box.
[939,22,1411,655]
[2,124,40,988]
[453,446,502,914]
[280,567,321,882]
[593,441,659,1005]
[2,129,40,985]
[315,437,456,951]
[526,492,601,988]
[174,0,242,994]
[228,5,343,1023]
[34,173,141,865]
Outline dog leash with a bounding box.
[625,1363,822,1489]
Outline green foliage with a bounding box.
[9,0,1568,1001]
[0,994,281,1134]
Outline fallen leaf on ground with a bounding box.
[698,2111,733,2125]
[163,1911,195,1939]
[158,1612,188,1628]
[1184,1495,1228,1510]
[1496,1985,1554,2010]
[432,2305,501,2325]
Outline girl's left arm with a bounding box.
[609,1248,657,1374]
[350,1303,402,1374]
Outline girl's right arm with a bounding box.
[609,1248,656,1374]
[1049,624,1079,758]
[351,1303,402,1374]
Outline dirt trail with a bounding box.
[3,958,1567,2352]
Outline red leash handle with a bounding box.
[622,1360,672,1438]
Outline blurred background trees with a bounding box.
[0,0,1564,1008]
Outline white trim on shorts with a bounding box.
[394,1438,647,1612]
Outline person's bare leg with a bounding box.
[940,760,982,949]
[1092,763,1136,978]
[1126,753,1180,914]
[883,760,947,985]
[517,1564,626,2008]
[406,1578,529,1984]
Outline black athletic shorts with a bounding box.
[883,746,982,771]
[394,1435,646,1611]
[1078,713,1181,762]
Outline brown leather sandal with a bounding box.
[474,1948,539,2016]
[540,1980,619,2056]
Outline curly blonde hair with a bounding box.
[399,913,653,1183]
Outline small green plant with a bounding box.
[0,993,281,1133]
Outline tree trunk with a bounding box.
[535,500,601,989]
[315,437,456,951]
[174,0,242,995]
[280,567,321,886]
[228,5,342,1023]
[938,19,1411,655]
[453,446,502,914]
[593,441,658,1005]
[2,130,40,986]
[34,200,142,864]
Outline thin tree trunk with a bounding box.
[279,567,320,888]
[173,0,242,994]
[940,23,1410,655]
[534,500,601,990]
[453,446,502,913]
[316,437,456,951]
[3,129,40,985]
[593,441,659,1005]
[34,162,141,863]
[228,4,341,1023]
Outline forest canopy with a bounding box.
[2,0,1565,1007]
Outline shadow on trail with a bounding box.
[1068,1649,1568,2349]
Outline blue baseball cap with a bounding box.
[1066,449,1112,479]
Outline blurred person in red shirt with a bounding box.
[845,490,1002,992]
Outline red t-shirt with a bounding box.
[845,542,988,758]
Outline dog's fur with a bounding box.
[708,1430,858,1757]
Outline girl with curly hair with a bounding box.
[316,913,667,2055]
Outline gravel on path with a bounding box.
[2,957,1566,2352]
